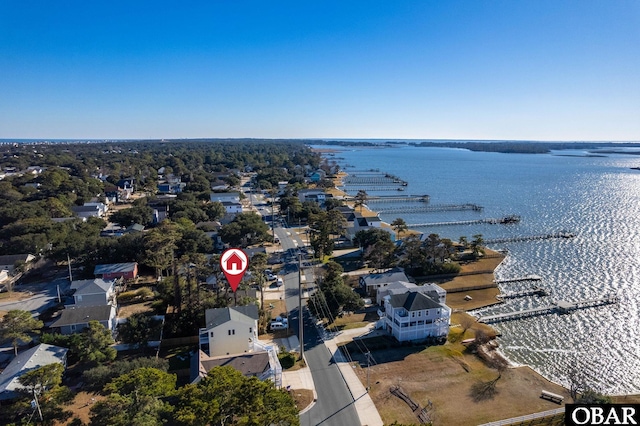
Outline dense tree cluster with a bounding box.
[0,140,321,258]
[309,261,363,319]
[87,366,299,426]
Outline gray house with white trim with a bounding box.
[50,305,117,335]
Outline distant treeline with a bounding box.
[317,139,640,154]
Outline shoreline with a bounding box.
[329,166,640,402]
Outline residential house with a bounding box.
[117,178,135,196]
[210,192,243,214]
[84,202,108,216]
[157,182,186,194]
[210,192,241,204]
[104,184,127,203]
[50,305,117,335]
[308,170,326,183]
[297,189,327,206]
[376,280,446,306]
[0,344,68,401]
[0,254,36,275]
[0,269,8,284]
[191,350,272,384]
[152,205,170,224]
[69,278,117,307]
[380,291,450,343]
[94,262,138,280]
[126,224,145,233]
[346,212,394,242]
[199,305,259,357]
[220,201,243,214]
[26,166,45,175]
[359,270,409,298]
[71,205,103,218]
[210,180,229,191]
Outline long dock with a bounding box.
[366,195,430,203]
[497,287,549,299]
[477,294,618,323]
[484,232,576,244]
[378,203,483,215]
[407,216,518,228]
[494,275,542,284]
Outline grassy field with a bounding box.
[349,333,571,425]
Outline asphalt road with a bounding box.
[0,276,70,317]
[299,315,361,426]
[276,224,360,426]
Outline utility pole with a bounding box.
[298,253,304,361]
[366,351,371,391]
[271,190,276,242]
[33,388,43,422]
[67,253,73,283]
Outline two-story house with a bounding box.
[376,280,446,306]
[297,189,327,206]
[359,270,409,299]
[199,305,259,357]
[381,291,451,343]
[69,278,117,307]
[210,192,243,214]
[50,278,118,335]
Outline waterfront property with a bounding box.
[380,291,451,342]
[376,280,446,306]
[359,270,409,298]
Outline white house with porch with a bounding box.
[380,291,451,343]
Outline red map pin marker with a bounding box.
[220,248,248,292]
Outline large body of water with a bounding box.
[316,144,640,395]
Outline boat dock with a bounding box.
[407,216,518,228]
[379,203,483,214]
[497,287,549,299]
[484,232,576,244]
[494,275,542,284]
[341,173,408,186]
[366,195,430,203]
[477,294,619,323]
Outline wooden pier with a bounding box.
[477,294,618,323]
[484,232,576,245]
[407,216,518,228]
[366,195,430,203]
[494,275,542,284]
[379,203,483,215]
[497,287,549,299]
[342,173,408,186]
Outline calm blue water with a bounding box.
[319,144,640,395]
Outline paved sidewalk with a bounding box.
[275,335,317,414]
[324,326,384,426]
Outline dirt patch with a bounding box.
[117,301,155,318]
[446,288,502,311]
[354,343,571,426]
[290,388,314,412]
[59,391,105,425]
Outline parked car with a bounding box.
[276,277,284,287]
[270,322,288,331]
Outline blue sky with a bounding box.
[1,1,638,141]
